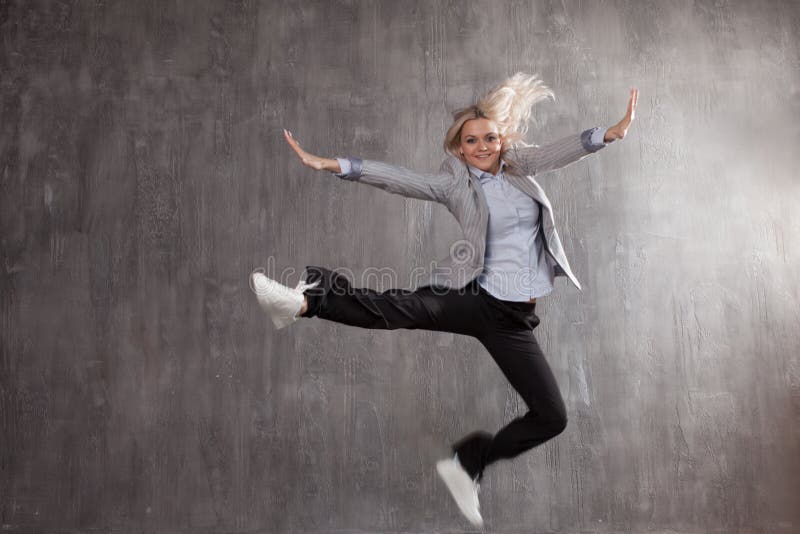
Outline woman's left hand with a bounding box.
[604,87,638,142]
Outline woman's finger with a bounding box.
[283,128,328,170]
[284,129,309,159]
[621,90,635,124]
[284,130,320,161]
[284,128,299,148]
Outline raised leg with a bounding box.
[299,266,485,336]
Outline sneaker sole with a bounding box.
[436,460,484,527]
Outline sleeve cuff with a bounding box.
[333,157,363,180]
[334,157,351,177]
[581,127,608,153]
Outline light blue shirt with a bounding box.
[468,158,553,301]
[335,127,609,301]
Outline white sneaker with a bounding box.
[250,270,320,329]
[436,454,483,527]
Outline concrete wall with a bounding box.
[2,0,798,532]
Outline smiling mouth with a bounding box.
[476,155,490,159]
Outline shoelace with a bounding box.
[294,279,320,293]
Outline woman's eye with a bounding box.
[466,139,475,143]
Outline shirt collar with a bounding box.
[467,158,508,182]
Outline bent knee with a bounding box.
[551,413,568,436]
[522,409,568,437]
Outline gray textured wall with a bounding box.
[2,0,799,532]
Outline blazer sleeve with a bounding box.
[509,127,609,176]
[334,157,456,205]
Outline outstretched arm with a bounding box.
[510,87,638,175]
[283,129,454,205]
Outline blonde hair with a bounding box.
[443,72,555,165]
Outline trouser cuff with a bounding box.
[452,430,493,482]
[299,265,346,318]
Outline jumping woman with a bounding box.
[251,73,638,526]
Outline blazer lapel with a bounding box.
[503,172,552,212]
[467,172,490,217]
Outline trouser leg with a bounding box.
[298,266,485,335]
[299,266,567,482]
[452,326,568,482]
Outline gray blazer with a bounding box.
[339,127,607,292]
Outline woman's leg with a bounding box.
[299,266,485,335]
[299,267,565,480]
[451,325,568,482]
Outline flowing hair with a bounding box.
[443,72,555,169]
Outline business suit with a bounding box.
[300,127,607,482]
[335,126,606,292]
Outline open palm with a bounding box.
[605,88,638,142]
[283,129,337,172]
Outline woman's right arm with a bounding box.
[284,129,454,205]
[335,157,456,205]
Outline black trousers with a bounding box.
[299,266,568,482]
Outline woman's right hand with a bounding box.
[283,129,341,173]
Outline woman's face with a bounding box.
[458,118,503,175]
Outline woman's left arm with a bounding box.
[510,87,638,175]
